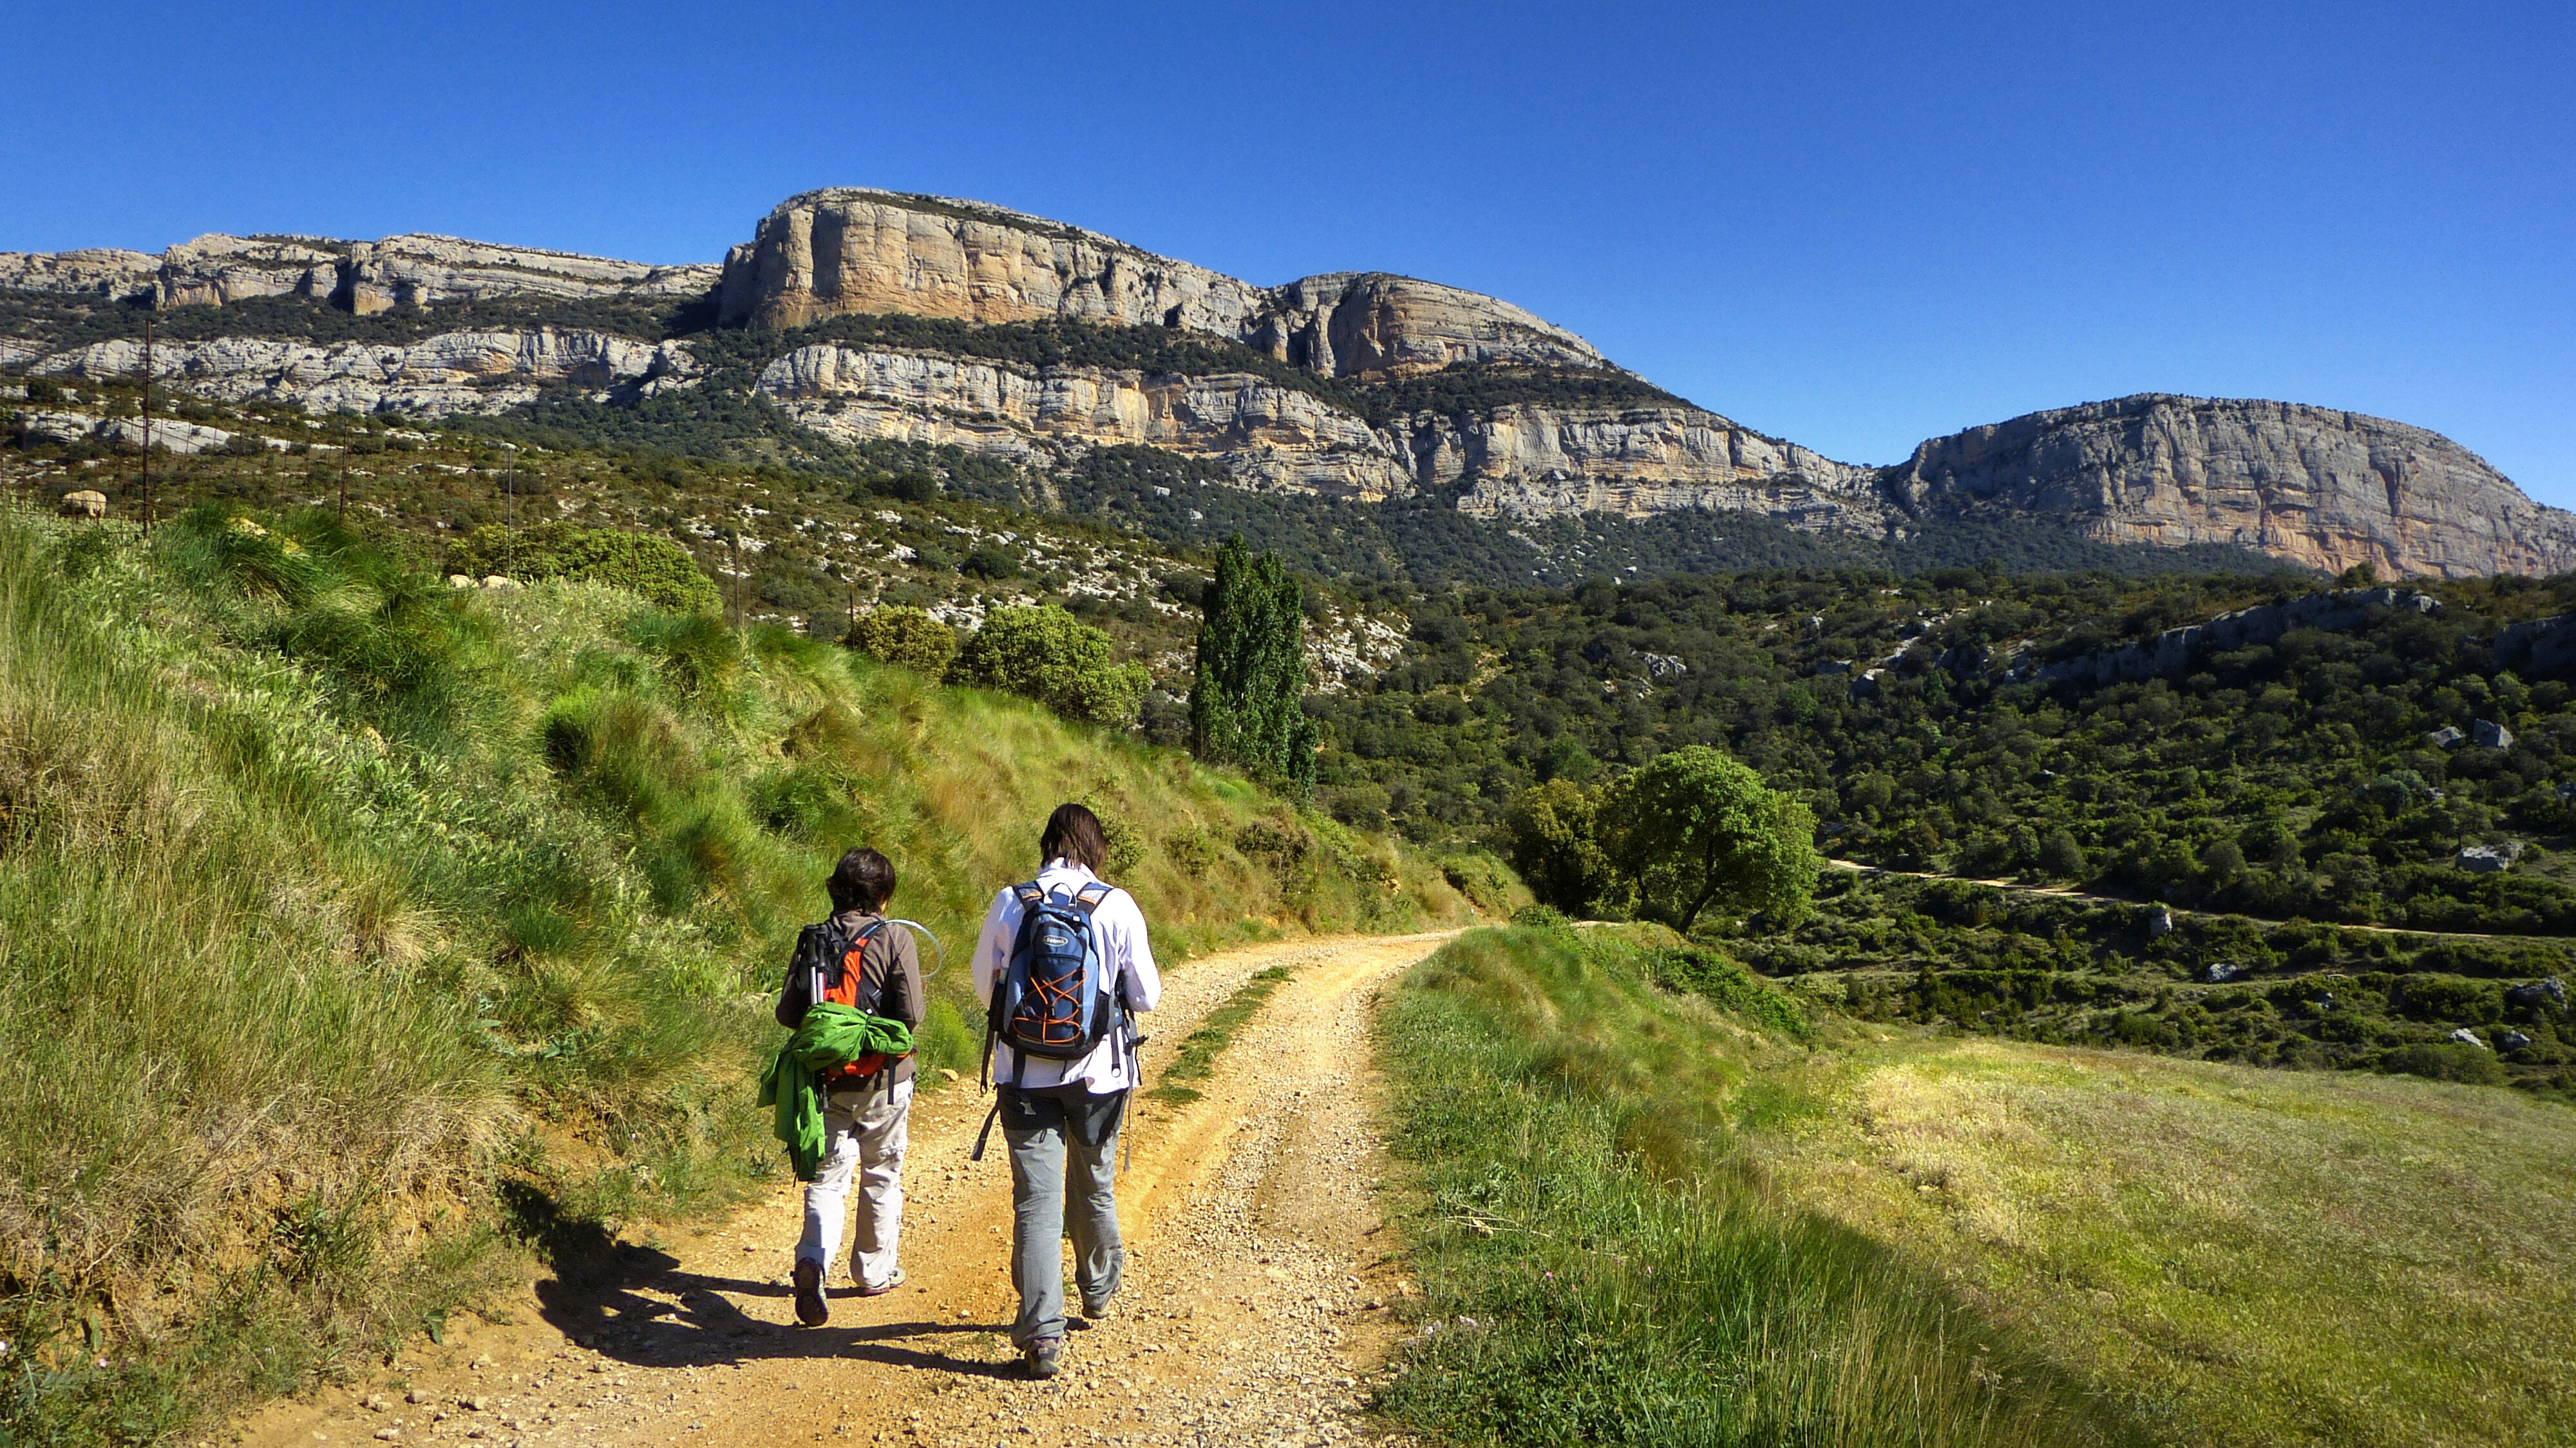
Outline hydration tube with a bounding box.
[882,919,947,979]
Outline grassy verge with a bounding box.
[1374,924,2136,1447]
[1146,965,1294,1105]
[0,503,1490,1445]
[1756,1035,2576,1445]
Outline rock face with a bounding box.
[760,343,1410,497]
[752,340,1869,513]
[3,233,717,314]
[0,247,160,299]
[35,330,697,416]
[11,193,2575,580]
[2025,586,2442,687]
[716,189,1605,378]
[1423,406,1880,527]
[1884,395,2576,579]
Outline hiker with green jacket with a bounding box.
[764,847,924,1328]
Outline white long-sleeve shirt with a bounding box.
[973,859,1161,1093]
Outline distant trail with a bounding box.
[1825,859,2564,945]
[238,931,1457,1448]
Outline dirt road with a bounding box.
[238,931,1456,1448]
[1828,858,2561,942]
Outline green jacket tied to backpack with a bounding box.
[759,1003,915,1181]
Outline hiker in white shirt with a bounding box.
[973,804,1161,1377]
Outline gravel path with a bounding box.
[233,931,1454,1448]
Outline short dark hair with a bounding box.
[827,847,896,913]
[1039,803,1110,874]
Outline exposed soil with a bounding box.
[231,931,1456,1448]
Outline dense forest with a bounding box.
[1312,566,2576,939]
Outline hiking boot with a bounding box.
[1079,1295,1113,1322]
[1023,1336,1063,1378]
[855,1266,905,1297]
[791,1259,829,1328]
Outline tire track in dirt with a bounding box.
[235,931,1455,1448]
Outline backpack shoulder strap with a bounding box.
[844,919,891,1014]
[1013,881,1046,908]
[1072,881,1113,915]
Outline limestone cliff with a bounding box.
[715,189,1606,378]
[10,193,2573,580]
[759,342,1412,497]
[1420,406,1882,529]
[750,339,1862,517]
[2,233,716,313]
[1883,395,2576,579]
[35,330,697,415]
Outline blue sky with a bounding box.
[6,2,2570,500]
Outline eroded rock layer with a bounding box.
[1,233,717,313]
[34,331,697,415]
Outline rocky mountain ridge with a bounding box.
[0,231,716,313]
[715,189,1607,379]
[5,190,2569,578]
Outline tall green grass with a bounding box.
[1376,926,2137,1447]
[0,502,1490,1445]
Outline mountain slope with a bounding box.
[6,190,2570,579]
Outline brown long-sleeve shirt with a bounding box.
[776,910,925,1092]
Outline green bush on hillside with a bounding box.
[951,605,1150,727]
[846,604,960,678]
[447,520,719,613]
[2382,1042,2509,1085]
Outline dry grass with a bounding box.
[1754,1036,2576,1445]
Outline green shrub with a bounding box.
[1510,902,1573,931]
[2381,1042,2509,1085]
[447,521,718,613]
[950,605,1148,727]
[1645,944,1816,1040]
[960,544,1021,580]
[847,604,960,678]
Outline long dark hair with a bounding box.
[1039,803,1110,874]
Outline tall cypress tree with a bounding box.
[1190,537,1319,793]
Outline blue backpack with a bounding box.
[986,880,1119,1085]
[973,880,1141,1163]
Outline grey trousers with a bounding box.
[1000,1087,1127,1347]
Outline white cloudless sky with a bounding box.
[5,1,2569,501]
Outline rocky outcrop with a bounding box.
[717,191,1265,334]
[1421,405,1881,528]
[35,330,697,416]
[3,233,717,314]
[716,189,1605,378]
[154,235,346,307]
[753,341,1874,514]
[0,247,160,299]
[758,343,1413,498]
[1884,395,2576,579]
[12,409,249,453]
[330,235,719,314]
[2020,586,2441,687]
[1246,272,1607,377]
